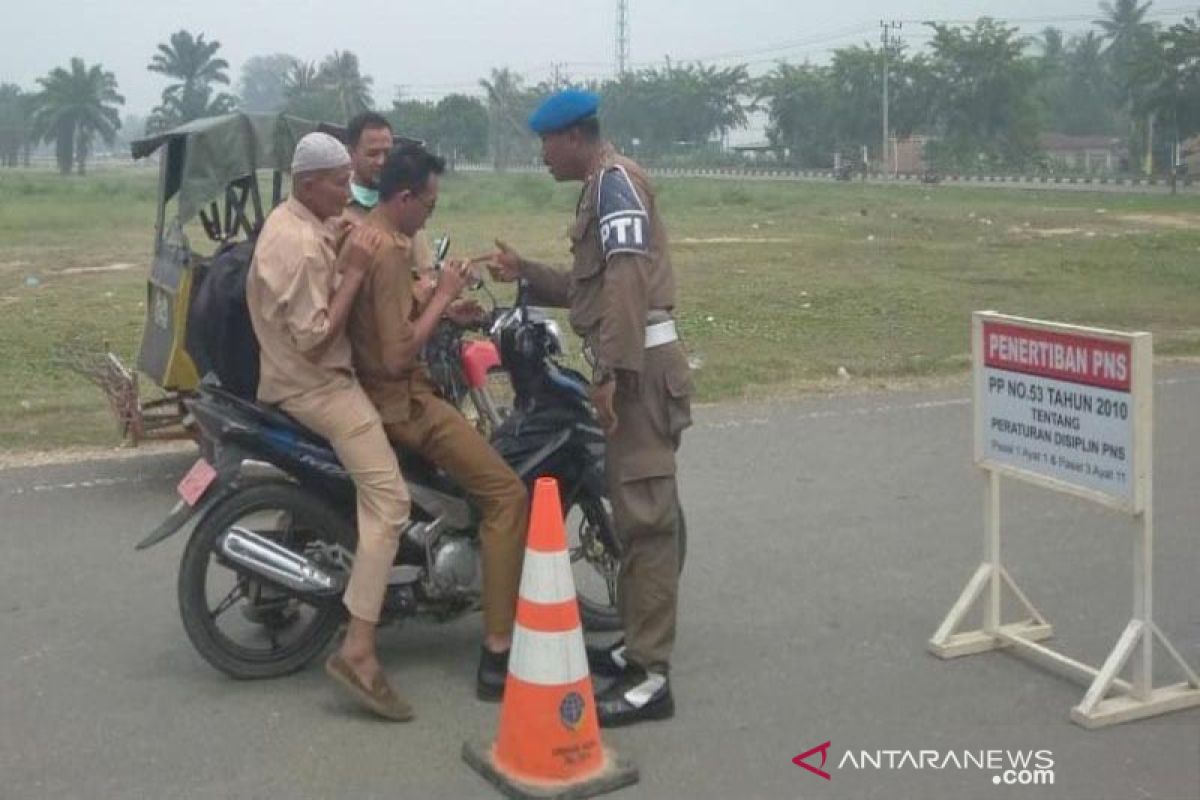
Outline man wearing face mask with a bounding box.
[340,111,479,325]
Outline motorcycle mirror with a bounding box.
[516,278,529,313]
[434,234,450,267]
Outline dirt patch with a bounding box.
[675,237,794,245]
[59,262,138,276]
[1008,226,1086,238]
[1034,227,1087,236]
[1118,213,1200,229]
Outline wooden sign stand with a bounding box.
[929,313,1200,728]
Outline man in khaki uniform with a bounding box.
[338,112,483,324]
[338,113,436,292]
[346,143,528,702]
[246,132,413,722]
[489,90,692,727]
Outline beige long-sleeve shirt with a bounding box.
[247,197,354,403]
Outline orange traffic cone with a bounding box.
[463,477,638,799]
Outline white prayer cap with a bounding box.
[290,132,351,174]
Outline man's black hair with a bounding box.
[379,142,447,201]
[346,111,393,149]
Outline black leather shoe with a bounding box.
[586,639,630,678]
[596,666,674,727]
[476,646,509,702]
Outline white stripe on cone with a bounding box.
[509,624,589,686]
[518,550,578,605]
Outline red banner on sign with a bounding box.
[982,321,1131,391]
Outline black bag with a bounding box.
[186,238,260,399]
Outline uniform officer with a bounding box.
[488,89,693,727]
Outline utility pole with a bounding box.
[616,0,630,75]
[880,20,902,177]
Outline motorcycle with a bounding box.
[138,278,685,679]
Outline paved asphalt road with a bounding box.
[2,370,1198,800]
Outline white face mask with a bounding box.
[350,181,379,208]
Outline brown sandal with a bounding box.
[325,653,414,722]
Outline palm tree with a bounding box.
[149,29,231,92]
[479,68,529,170]
[1135,14,1200,183]
[1064,32,1118,134]
[1096,0,1158,171]
[283,60,320,100]
[317,51,373,122]
[147,30,236,129]
[30,58,124,175]
[0,84,31,168]
[1040,27,1066,73]
[147,84,236,133]
[1096,0,1155,61]
[280,60,343,122]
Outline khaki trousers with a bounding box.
[382,394,527,637]
[607,342,693,674]
[280,378,410,624]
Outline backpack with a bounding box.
[186,238,260,400]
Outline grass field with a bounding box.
[2,167,1200,450]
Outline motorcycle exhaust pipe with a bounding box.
[217,527,345,595]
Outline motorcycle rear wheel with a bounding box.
[177,481,352,679]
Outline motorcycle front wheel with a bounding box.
[568,489,687,633]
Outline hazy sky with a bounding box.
[3,0,1197,115]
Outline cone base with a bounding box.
[463,739,639,800]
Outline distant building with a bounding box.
[1180,135,1200,173]
[889,136,932,174]
[1037,133,1125,173]
[730,141,787,162]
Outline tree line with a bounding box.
[4,2,1200,175]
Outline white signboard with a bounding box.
[973,312,1151,513]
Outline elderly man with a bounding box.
[246,132,413,721]
[346,142,528,702]
[488,90,693,727]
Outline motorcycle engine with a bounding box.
[428,537,481,597]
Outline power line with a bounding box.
[627,23,876,67]
[387,5,1200,102]
[606,5,1200,70]
[902,6,1200,26]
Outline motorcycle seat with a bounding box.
[202,384,328,446]
[201,384,462,495]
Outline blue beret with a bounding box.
[528,90,600,135]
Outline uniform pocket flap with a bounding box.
[665,363,694,399]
